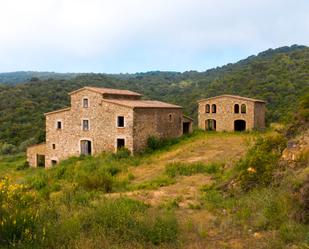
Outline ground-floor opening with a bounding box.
[205,119,216,131]
[36,154,45,167]
[234,119,246,131]
[117,138,125,150]
[80,140,92,156]
[51,160,58,166]
[183,122,191,134]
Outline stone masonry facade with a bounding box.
[27,87,191,168]
[198,95,265,132]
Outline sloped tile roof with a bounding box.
[102,99,182,109]
[69,86,142,96]
[198,94,266,103]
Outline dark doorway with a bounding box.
[117,138,125,150]
[51,160,58,166]
[183,122,190,134]
[80,140,92,156]
[205,119,216,131]
[234,120,246,131]
[36,154,45,167]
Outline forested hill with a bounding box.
[0,71,79,85]
[0,45,308,150]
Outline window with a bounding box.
[211,104,217,113]
[205,104,210,113]
[82,119,89,131]
[52,144,56,149]
[83,98,89,108]
[57,121,62,129]
[168,114,172,122]
[117,116,125,127]
[234,104,239,114]
[241,104,246,114]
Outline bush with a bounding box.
[112,148,131,159]
[0,178,43,246]
[146,136,179,152]
[28,172,48,190]
[165,161,220,177]
[0,142,17,155]
[236,134,286,191]
[78,171,114,192]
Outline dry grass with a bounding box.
[130,132,250,184]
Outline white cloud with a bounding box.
[0,0,308,72]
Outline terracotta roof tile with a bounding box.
[69,86,142,96]
[102,99,182,109]
[198,94,266,103]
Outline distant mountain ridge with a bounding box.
[0,45,308,148]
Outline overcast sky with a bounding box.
[0,0,308,73]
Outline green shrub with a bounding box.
[0,142,17,155]
[279,221,308,243]
[28,172,48,190]
[146,136,179,152]
[165,161,220,177]
[78,171,113,192]
[236,134,286,191]
[112,148,131,159]
[16,161,29,171]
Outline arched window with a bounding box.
[241,104,246,114]
[211,104,217,113]
[205,104,210,113]
[234,104,239,114]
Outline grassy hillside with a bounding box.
[1,127,309,248]
[0,45,308,150]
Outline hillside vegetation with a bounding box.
[0,95,308,248]
[0,45,308,151]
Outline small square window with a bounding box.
[57,121,62,129]
[52,144,56,149]
[83,98,89,108]
[117,116,125,127]
[83,119,89,131]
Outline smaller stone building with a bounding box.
[198,95,265,132]
[27,86,193,168]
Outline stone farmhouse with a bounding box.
[198,95,265,132]
[27,87,193,168]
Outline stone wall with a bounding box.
[198,96,265,131]
[45,89,134,167]
[133,108,183,152]
[28,88,185,167]
[254,102,266,129]
[26,143,46,168]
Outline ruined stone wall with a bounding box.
[26,143,46,167]
[45,89,134,167]
[133,108,183,152]
[198,97,258,131]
